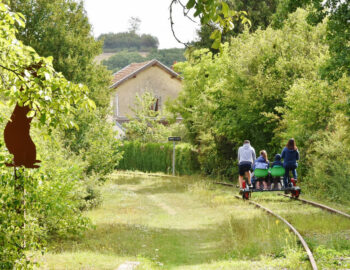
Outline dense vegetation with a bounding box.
[118,142,199,175]
[171,7,350,203]
[102,48,186,72]
[0,0,349,267]
[0,1,121,268]
[7,0,120,176]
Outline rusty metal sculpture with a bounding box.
[4,64,41,169]
[4,103,41,168]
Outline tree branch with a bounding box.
[169,0,191,47]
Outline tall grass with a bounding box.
[117,141,200,175]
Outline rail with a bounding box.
[234,195,318,270]
[278,194,350,219]
[214,182,318,269]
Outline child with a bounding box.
[253,150,269,190]
[270,154,283,190]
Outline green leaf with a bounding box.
[40,113,46,124]
[222,2,229,18]
[87,99,96,110]
[186,0,196,9]
[211,38,221,49]
[26,110,35,118]
[194,7,202,17]
[209,29,221,40]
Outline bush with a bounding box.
[117,141,200,175]
[0,129,92,268]
[280,75,350,203]
[303,115,350,203]
[171,9,328,177]
[64,109,123,177]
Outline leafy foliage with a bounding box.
[171,9,328,176]
[0,3,93,130]
[180,0,250,49]
[0,2,96,268]
[6,0,102,84]
[280,76,350,203]
[270,0,349,80]
[194,0,278,52]
[123,92,190,144]
[66,109,123,176]
[123,92,170,143]
[7,0,123,178]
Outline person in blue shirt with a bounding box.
[281,139,300,188]
[253,150,269,190]
[270,154,283,190]
[272,154,283,167]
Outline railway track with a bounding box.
[278,193,350,219]
[215,181,350,269]
[215,182,350,219]
[233,194,318,270]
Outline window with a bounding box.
[114,94,119,117]
[150,95,161,111]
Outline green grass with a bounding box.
[37,172,349,269]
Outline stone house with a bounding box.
[109,59,182,137]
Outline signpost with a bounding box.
[168,137,181,176]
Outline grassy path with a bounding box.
[39,172,350,269]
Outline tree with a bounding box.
[102,51,145,73]
[98,32,159,52]
[124,92,169,143]
[8,0,122,176]
[270,0,350,80]
[170,0,250,49]
[146,48,186,67]
[0,3,94,267]
[279,75,350,203]
[140,34,159,49]
[193,0,278,52]
[170,9,328,176]
[128,16,141,34]
[7,0,101,84]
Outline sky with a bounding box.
[83,0,200,49]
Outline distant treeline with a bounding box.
[98,32,159,53]
[102,48,186,73]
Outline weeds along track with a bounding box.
[214,181,350,270]
[215,182,350,219]
[278,194,350,219]
[232,195,318,270]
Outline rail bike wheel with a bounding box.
[291,189,300,199]
[242,191,250,200]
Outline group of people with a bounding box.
[237,139,299,190]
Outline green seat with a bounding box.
[254,168,269,178]
[270,166,285,177]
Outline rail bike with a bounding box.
[240,166,301,200]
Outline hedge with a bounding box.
[117,141,200,175]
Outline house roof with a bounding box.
[110,59,182,89]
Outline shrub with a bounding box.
[117,141,200,175]
[303,115,350,203]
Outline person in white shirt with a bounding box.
[237,140,256,189]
